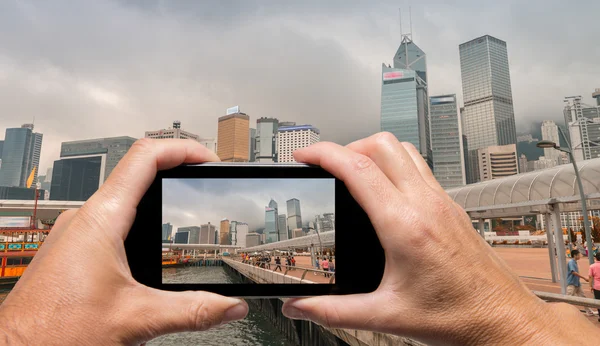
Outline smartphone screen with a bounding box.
[161,178,336,285]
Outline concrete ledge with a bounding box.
[223,258,316,284]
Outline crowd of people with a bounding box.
[238,252,336,277]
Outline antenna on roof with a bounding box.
[398,8,403,37]
[409,6,413,40]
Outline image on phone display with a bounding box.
[161,178,336,285]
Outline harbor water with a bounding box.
[151,266,294,346]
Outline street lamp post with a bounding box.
[537,126,595,265]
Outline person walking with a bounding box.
[291,256,296,271]
[314,256,320,275]
[567,250,595,316]
[328,257,335,277]
[322,257,329,277]
[589,252,600,321]
[274,256,282,272]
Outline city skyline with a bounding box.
[1,1,597,173]
[162,178,335,238]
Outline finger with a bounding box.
[37,209,78,247]
[293,142,399,224]
[399,142,447,196]
[345,132,427,193]
[282,293,393,332]
[126,288,248,342]
[75,139,220,239]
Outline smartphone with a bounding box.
[125,163,385,297]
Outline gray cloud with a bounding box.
[0,0,598,173]
[162,178,335,233]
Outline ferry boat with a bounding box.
[162,250,186,268]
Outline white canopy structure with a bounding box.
[242,231,335,252]
[446,158,600,218]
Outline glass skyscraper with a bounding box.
[50,155,104,201]
[430,95,466,189]
[162,223,173,243]
[265,199,279,243]
[0,124,43,188]
[286,198,302,240]
[255,118,279,163]
[459,35,517,183]
[381,36,432,168]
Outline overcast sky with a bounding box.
[162,178,335,234]
[1,0,598,173]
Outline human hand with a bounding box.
[0,139,248,345]
[282,133,590,345]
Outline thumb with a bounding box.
[282,293,390,331]
[126,287,248,343]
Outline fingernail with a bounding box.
[223,302,248,323]
[283,305,306,320]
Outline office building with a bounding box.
[286,198,302,239]
[594,89,600,106]
[246,232,261,248]
[292,228,304,238]
[162,223,173,243]
[315,213,335,233]
[235,223,249,248]
[229,221,238,245]
[255,117,279,162]
[59,136,136,182]
[533,156,556,171]
[50,154,107,201]
[200,223,216,244]
[145,121,200,141]
[0,124,43,188]
[563,95,600,161]
[219,219,230,245]
[277,125,320,163]
[518,154,529,174]
[217,112,250,162]
[541,120,560,167]
[0,140,3,168]
[265,199,279,243]
[278,214,288,241]
[0,186,45,200]
[176,226,201,244]
[380,32,432,168]
[429,95,466,188]
[477,144,518,181]
[459,35,517,183]
[249,128,257,162]
[174,230,189,244]
[38,167,52,192]
[199,138,217,153]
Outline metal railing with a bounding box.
[230,257,335,284]
[534,291,600,309]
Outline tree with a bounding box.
[569,228,577,244]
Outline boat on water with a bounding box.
[162,250,186,268]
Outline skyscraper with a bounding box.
[249,128,257,162]
[429,95,466,189]
[265,199,279,243]
[563,95,600,161]
[518,154,529,174]
[200,223,216,244]
[541,120,560,166]
[459,35,517,183]
[0,124,43,188]
[145,121,200,141]
[162,223,173,243]
[217,112,250,162]
[255,118,279,162]
[235,223,249,248]
[59,136,136,182]
[230,221,238,245]
[277,125,320,163]
[477,144,518,181]
[381,33,432,168]
[286,198,302,239]
[219,218,230,245]
[278,214,288,241]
